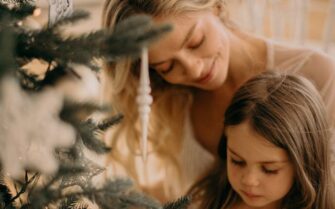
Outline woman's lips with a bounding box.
[195,58,216,84]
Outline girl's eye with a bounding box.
[189,35,205,49]
[231,158,245,167]
[262,167,279,175]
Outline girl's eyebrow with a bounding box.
[227,147,289,164]
[227,147,244,159]
[149,23,198,66]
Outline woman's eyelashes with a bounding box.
[230,158,279,175]
[189,35,205,49]
[159,37,205,74]
[150,62,174,75]
[150,34,205,75]
[160,62,174,75]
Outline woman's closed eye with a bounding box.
[161,62,174,74]
[157,36,205,74]
[189,35,205,49]
[151,62,175,75]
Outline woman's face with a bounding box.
[149,8,230,90]
[226,121,295,209]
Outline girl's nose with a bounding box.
[241,168,260,187]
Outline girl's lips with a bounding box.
[241,190,262,198]
[195,58,216,84]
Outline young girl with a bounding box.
[190,71,335,209]
[102,0,335,201]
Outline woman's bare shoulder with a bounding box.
[267,40,334,72]
[299,49,335,90]
[268,40,335,90]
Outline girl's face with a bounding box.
[149,8,230,90]
[226,121,295,209]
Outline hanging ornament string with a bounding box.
[136,47,153,162]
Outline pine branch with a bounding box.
[24,179,134,209]
[17,67,42,90]
[102,15,172,60]
[0,3,35,20]
[80,120,112,154]
[86,179,161,209]
[0,181,14,209]
[60,102,112,154]
[21,177,89,209]
[18,64,70,91]
[0,15,16,78]
[41,164,87,191]
[16,13,171,65]
[96,114,124,131]
[4,172,39,209]
[50,10,89,29]
[163,196,192,209]
[16,29,66,63]
[59,196,88,209]
[118,191,161,209]
[0,3,178,209]
[10,11,172,91]
[52,31,106,65]
[60,102,105,124]
[26,173,40,201]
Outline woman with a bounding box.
[101,0,335,201]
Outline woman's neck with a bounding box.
[224,29,267,92]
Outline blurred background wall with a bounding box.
[227,0,335,55]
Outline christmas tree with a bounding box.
[0,1,190,208]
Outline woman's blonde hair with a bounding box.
[101,0,227,200]
[190,71,335,209]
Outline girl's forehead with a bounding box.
[226,122,289,163]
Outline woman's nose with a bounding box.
[241,168,260,187]
[180,53,204,80]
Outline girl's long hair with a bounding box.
[189,71,335,209]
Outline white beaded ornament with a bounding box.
[136,48,153,162]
